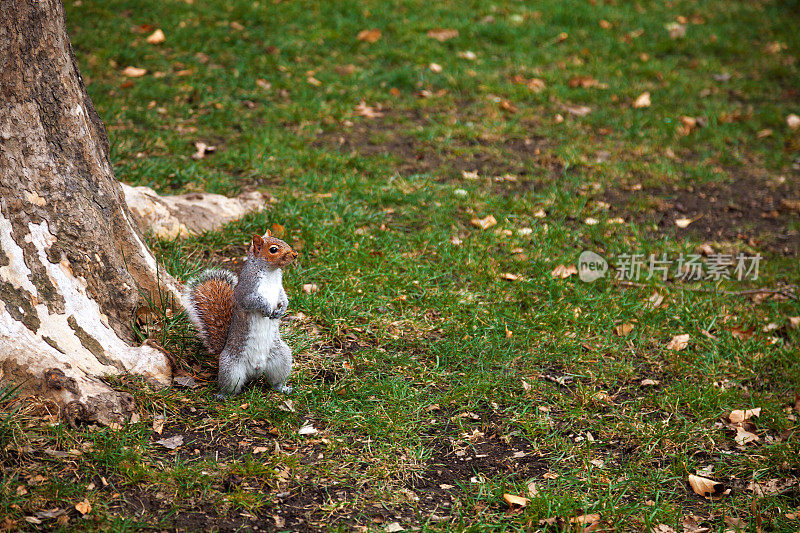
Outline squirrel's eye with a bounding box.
[269,246,278,254]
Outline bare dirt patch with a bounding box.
[602,173,800,255]
[313,108,562,187]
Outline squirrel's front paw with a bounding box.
[269,305,286,319]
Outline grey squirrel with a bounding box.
[184,231,298,396]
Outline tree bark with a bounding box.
[0,0,178,424]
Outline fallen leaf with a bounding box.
[306,76,322,86]
[74,500,92,515]
[427,28,458,41]
[734,426,759,445]
[458,50,476,60]
[678,116,697,135]
[354,101,383,118]
[256,79,272,90]
[502,493,529,508]
[152,416,165,434]
[646,291,664,309]
[633,92,651,108]
[788,316,800,329]
[527,480,539,497]
[230,21,244,31]
[277,399,296,412]
[543,471,559,480]
[146,29,165,44]
[682,515,711,533]
[564,104,592,116]
[302,283,319,294]
[429,62,443,73]
[384,522,403,533]
[585,217,599,225]
[253,446,270,454]
[747,478,797,497]
[470,215,497,230]
[122,66,147,77]
[665,22,687,39]
[357,29,381,43]
[641,379,660,386]
[568,75,599,88]
[675,217,694,228]
[462,170,480,180]
[299,422,318,436]
[501,272,521,281]
[192,141,216,160]
[569,514,601,526]
[688,474,728,499]
[615,323,634,336]
[155,435,183,450]
[787,114,800,130]
[729,408,761,424]
[551,264,578,279]
[652,525,677,533]
[666,333,690,351]
[173,375,197,388]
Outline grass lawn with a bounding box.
[2,0,800,530]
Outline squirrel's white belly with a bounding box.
[242,314,278,371]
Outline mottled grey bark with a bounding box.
[0,0,177,424]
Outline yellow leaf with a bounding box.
[550,264,577,279]
[470,215,497,230]
[729,407,760,424]
[615,322,634,336]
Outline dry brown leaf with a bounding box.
[787,114,800,130]
[682,515,710,533]
[747,478,798,497]
[678,116,697,136]
[666,333,690,351]
[688,474,728,499]
[152,415,165,435]
[633,92,651,108]
[569,514,601,525]
[665,22,687,39]
[568,75,599,88]
[302,283,319,294]
[599,19,613,29]
[551,264,578,279]
[354,101,384,118]
[427,28,458,41]
[470,215,497,230]
[502,493,529,507]
[641,379,660,386]
[429,62,443,73]
[647,291,665,309]
[122,66,147,77]
[729,407,761,424]
[615,323,634,336]
[192,141,216,160]
[501,272,521,281]
[788,316,800,329]
[357,29,382,43]
[527,480,539,497]
[565,104,592,116]
[651,525,677,533]
[155,435,184,449]
[543,471,559,480]
[74,500,92,515]
[734,426,759,445]
[675,217,695,228]
[146,29,165,44]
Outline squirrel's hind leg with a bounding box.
[266,330,293,394]
[217,353,248,397]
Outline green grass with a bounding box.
[2,0,800,530]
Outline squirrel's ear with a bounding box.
[264,228,272,237]
[252,234,264,251]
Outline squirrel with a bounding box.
[184,231,298,396]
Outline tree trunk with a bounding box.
[0,0,178,424]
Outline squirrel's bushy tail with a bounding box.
[184,269,237,355]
